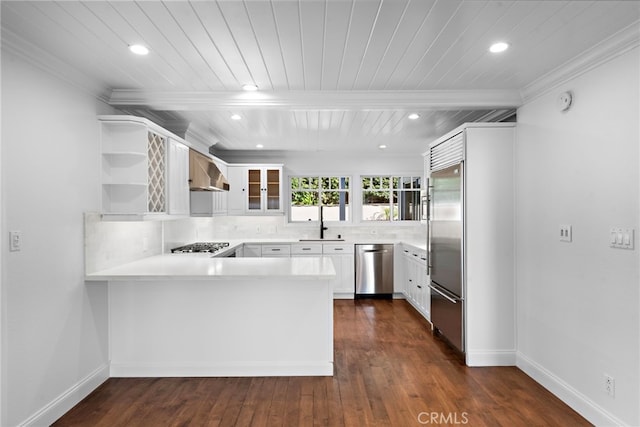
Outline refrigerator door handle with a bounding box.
[426,178,432,275]
[429,283,459,304]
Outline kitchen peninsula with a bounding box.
[86,255,336,377]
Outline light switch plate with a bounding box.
[610,227,634,250]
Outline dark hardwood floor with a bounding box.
[53,299,590,426]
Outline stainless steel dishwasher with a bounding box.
[355,244,394,298]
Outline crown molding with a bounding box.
[108,89,523,111]
[1,28,110,104]
[185,122,220,152]
[521,21,640,103]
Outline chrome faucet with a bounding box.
[320,206,328,239]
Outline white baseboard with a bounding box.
[466,350,516,367]
[516,352,626,427]
[19,363,109,427]
[110,361,334,377]
[333,293,354,300]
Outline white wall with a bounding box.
[1,51,113,426]
[515,47,639,426]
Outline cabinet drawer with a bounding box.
[402,245,427,264]
[261,244,291,256]
[291,243,323,255]
[323,244,354,254]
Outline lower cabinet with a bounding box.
[242,244,262,257]
[399,244,430,321]
[261,244,291,257]
[241,242,355,298]
[322,244,355,298]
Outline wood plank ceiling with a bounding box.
[2,1,639,153]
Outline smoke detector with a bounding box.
[557,91,573,112]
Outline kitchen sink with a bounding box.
[299,239,345,242]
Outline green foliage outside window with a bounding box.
[362,175,421,221]
[291,176,349,206]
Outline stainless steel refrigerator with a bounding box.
[428,163,465,353]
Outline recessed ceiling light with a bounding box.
[408,113,420,120]
[129,44,149,55]
[256,144,264,149]
[242,84,258,91]
[378,144,387,150]
[489,42,509,53]
[231,114,242,120]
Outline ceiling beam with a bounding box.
[109,89,523,111]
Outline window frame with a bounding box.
[288,175,352,224]
[360,175,422,223]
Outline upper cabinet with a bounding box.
[99,116,190,220]
[167,138,190,216]
[99,116,285,219]
[227,165,283,215]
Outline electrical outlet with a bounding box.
[9,231,21,252]
[604,374,615,397]
[559,224,572,242]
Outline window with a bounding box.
[290,176,350,222]
[361,176,421,221]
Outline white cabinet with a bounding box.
[239,241,354,298]
[399,244,430,321]
[227,165,283,215]
[167,139,190,216]
[242,244,262,257]
[226,166,245,215]
[323,244,355,298]
[291,243,323,256]
[261,244,291,257]
[100,118,167,218]
[99,116,194,219]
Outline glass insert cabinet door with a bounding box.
[247,169,262,210]
[246,167,281,212]
[266,169,280,211]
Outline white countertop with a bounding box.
[229,238,427,250]
[86,255,336,281]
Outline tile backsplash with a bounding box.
[85,213,426,273]
[84,213,163,274]
[163,216,426,248]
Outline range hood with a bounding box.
[189,149,229,191]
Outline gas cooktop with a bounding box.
[170,242,230,254]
